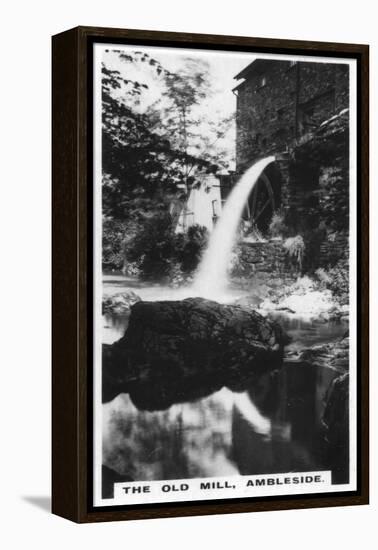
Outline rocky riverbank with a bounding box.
[285,335,349,372]
[235,274,349,322]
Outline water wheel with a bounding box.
[247,173,276,233]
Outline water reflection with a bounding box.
[103,388,238,484]
[231,363,345,479]
[103,360,348,489]
[103,312,130,345]
[102,281,349,494]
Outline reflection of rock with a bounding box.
[102,291,141,315]
[103,297,289,405]
[232,357,348,479]
[129,374,223,411]
[128,370,264,411]
[322,372,349,484]
[245,369,281,416]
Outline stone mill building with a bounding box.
[230,58,350,275]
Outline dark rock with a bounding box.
[322,372,349,483]
[128,374,226,411]
[102,465,133,499]
[103,297,289,406]
[286,337,349,372]
[102,291,141,315]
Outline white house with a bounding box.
[174,174,223,234]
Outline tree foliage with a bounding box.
[101,49,229,276]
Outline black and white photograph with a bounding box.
[93,43,357,507]
[1,0,375,541]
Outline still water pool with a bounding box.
[101,275,349,489]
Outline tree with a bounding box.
[101,50,231,276]
[147,58,234,195]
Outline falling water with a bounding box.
[192,156,275,299]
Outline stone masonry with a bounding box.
[231,59,350,272]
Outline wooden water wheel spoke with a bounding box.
[251,179,258,217]
[249,173,276,231]
[253,197,271,223]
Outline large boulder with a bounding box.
[103,297,289,406]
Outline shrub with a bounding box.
[283,235,305,270]
[178,224,209,273]
[124,217,208,282]
[315,258,349,305]
[125,213,178,280]
[102,219,127,271]
[315,267,332,285]
[269,209,288,238]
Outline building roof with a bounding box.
[234,58,282,81]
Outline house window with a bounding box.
[256,75,267,90]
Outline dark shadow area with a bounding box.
[232,362,349,484]
[102,465,133,499]
[22,496,51,513]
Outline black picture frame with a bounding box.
[52,26,369,523]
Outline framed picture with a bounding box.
[52,26,369,523]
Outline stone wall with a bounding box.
[236,60,297,169]
[298,63,349,112]
[233,240,297,278]
[234,233,347,280]
[235,59,349,172]
[232,60,350,278]
[318,163,349,233]
[319,233,349,267]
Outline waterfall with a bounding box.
[192,156,275,299]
